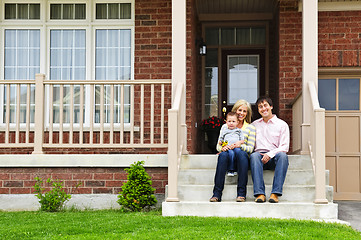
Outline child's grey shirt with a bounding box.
[217,127,244,145]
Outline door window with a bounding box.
[227,55,259,105]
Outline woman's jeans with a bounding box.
[212,148,249,200]
[250,152,289,196]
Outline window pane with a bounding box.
[251,27,266,45]
[18,4,28,19]
[205,49,218,117]
[108,3,119,19]
[221,28,234,46]
[228,55,258,104]
[75,4,86,19]
[5,30,40,80]
[318,79,336,110]
[205,28,219,46]
[120,3,131,19]
[96,4,107,19]
[63,4,74,19]
[5,4,16,19]
[339,79,360,110]
[236,28,250,45]
[50,4,61,19]
[50,30,86,80]
[29,4,40,19]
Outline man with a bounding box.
[250,96,289,203]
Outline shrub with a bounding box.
[33,177,72,212]
[117,161,157,212]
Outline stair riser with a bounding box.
[180,155,312,170]
[162,202,338,219]
[172,185,334,202]
[178,170,316,185]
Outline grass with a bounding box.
[0,210,360,239]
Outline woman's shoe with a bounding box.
[236,196,246,202]
[209,197,220,202]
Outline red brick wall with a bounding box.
[319,11,361,67]
[278,0,302,128]
[132,0,197,153]
[0,167,167,194]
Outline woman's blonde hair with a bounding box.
[231,99,252,124]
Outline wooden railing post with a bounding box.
[32,73,45,154]
[167,108,179,202]
[308,82,328,204]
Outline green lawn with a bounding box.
[0,210,360,239]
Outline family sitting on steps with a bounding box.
[210,96,290,203]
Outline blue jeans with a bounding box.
[227,149,236,172]
[212,148,249,200]
[250,152,288,196]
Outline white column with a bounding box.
[172,0,188,153]
[301,0,318,154]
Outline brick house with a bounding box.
[0,0,360,214]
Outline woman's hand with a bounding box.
[233,141,244,148]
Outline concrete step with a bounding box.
[178,169,316,186]
[162,201,338,220]
[173,185,334,202]
[180,154,312,170]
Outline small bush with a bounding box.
[33,177,73,212]
[117,161,157,212]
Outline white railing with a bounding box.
[166,82,185,202]
[291,92,302,154]
[308,82,328,204]
[0,74,172,153]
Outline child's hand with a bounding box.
[240,140,245,144]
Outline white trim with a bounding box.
[299,1,361,12]
[0,154,168,167]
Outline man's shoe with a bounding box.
[269,193,279,203]
[254,194,266,203]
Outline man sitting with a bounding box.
[250,96,289,203]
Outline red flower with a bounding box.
[200,116,224,131]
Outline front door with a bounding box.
[221,49,265,121]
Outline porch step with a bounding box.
[180,154,312,170]
[162,201,338,219]
[163,154,337,220]
[178,169,329,186]
[175,185,334,202]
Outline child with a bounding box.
[217,112,244,177]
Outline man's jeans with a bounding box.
[212,148,249,200]
[250,152,288,196]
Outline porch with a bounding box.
[0,0,340,219]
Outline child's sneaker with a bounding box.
[227,171,235,177]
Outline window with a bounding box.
[205,27,266,46]
[95,29,131,123]
[96,3,131,19]
[204,49,218,117]
[5,3,40,19]
[50,30,86,123]
[3,30,39,123]
[50,4,86,19]
[1,1,134,125]
[318,78,360,111]
[228,55,258,104]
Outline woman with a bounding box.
[210,99,256,202]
